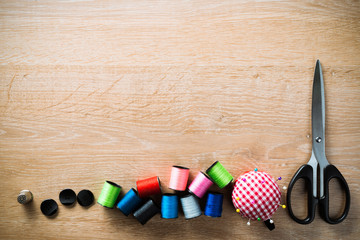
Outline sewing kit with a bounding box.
[18,161,287,230]
[17,61,351,230]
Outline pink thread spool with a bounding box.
[188,172,213,198]
[169,166,190,191]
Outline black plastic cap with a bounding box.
[41,199,58,216]
[59,189,76,206]
[77,189,94,207]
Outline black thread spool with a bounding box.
[133,199,160,225]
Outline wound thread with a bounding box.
[169,166,190,191]
[204,192,223,217]
[133,199,160,225]
[97,181,122,208]
[180,194,202,219]
[206,161,233,188]
[188,171,213,198]
[117,188,142,216]
[161,194,178,219]
[136,176,162,198]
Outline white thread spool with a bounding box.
[17,190,33,204]
[180,194,201,219]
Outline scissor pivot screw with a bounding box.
[315,137,322,143]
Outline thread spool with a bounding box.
[136,176,161,198]
[169,166,190,191]
[180,194,202,219]
[204,192,223,217]
[206,161,233,188]
[117,188,142,216]
[161,194,178,219]
[188,172,213,198]
[97,181,122,208]
[17,190,33,204]
[133,199,160,225]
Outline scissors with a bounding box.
[286,60,350,224]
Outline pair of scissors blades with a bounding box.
[286,60,350,224]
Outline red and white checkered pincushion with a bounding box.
[232,171,281,221]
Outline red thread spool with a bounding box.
[136,176,162,198]
[169,166,190,191]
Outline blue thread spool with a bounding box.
[204,192,223,217]
[117,188,142,216]
[161,194,178,219]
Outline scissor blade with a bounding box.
[312,60,327,161]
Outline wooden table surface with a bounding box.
[1,1,359,239]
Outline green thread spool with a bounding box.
[97,181,122,208]
[206,161,233,188]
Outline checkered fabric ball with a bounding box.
[232,171,281,221]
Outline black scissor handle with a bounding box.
[287,164,318,224]
[319,164,351,224]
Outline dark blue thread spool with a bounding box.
[117,188,142,216]
[161,194,178,219]
[204,192,223,217]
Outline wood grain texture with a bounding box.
[0,0,359,239]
